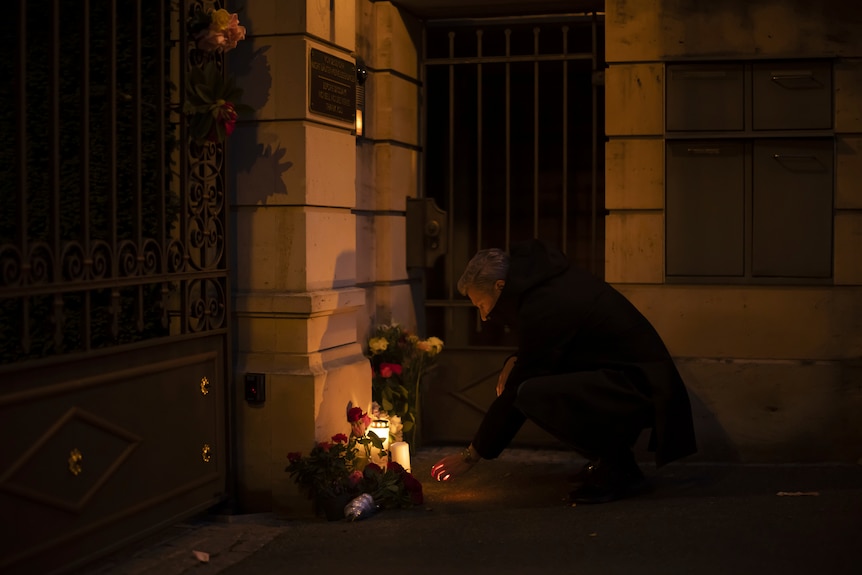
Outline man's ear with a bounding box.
[495,279,505,292]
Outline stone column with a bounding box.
[355,1,423,338]
[228,0,371,515]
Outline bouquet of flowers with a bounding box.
[183,61,252,144]
[366,323,443,447]
[285,405,423,518]
[184,7,251,144]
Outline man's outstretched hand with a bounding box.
[431,445,479,482]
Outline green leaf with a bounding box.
[381,398,394,411]
[204,61,219,89]
[194,82,214,103]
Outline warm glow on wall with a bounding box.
[355,108,364,137]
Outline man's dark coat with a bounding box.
[471,239,697,467]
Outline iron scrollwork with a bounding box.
[0,0,229,364]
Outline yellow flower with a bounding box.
[368,337,388,354]
[425,336,444,355]
[211,8,231,30]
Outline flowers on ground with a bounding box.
[285,405,424,517]
[366,322,444,446]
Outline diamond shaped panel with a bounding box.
[0,407,140,513]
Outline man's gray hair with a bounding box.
[457,248,509,296]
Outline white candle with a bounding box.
[368,420,390,465]
[369,420,390,450]
[390,441,411,473]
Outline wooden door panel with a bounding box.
[0,335,226,575]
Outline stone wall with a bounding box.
[605,0,862,462]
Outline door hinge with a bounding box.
[406,197,448,268]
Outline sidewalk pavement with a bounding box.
[78,447,862,575]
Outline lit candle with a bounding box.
[369,419,390,450]
[390,441,411,473]
[368,420,390,465]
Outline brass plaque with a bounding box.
[309,48,356,123]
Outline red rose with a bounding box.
[206,101,238,142]
[351,415,371,438]
[347,406,365,423]
[331,433,348,444]
[379,363,402,378]
[403,472,424,505]
[318,441,332,452]
[287,452,302,463]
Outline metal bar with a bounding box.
[476,29,483,250]
[109,0,119,340]
[0,270,229,300]
[179,1,189,334]
[109,0,117,264]
[18,0,30,354]
[82,0,91,350]
[158,0,166,260]
[447,30,455,304]
[51,0,63,350]
[561,25,569,251]
[134,0,144,331]
[590,12,598,275]
[17,1,27,256]
[419,26,427,199]
[427,13,604,27]
[533,27,539,239]
[425,53,593,66]
[504,29,511,249]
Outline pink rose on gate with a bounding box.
[221,13,247,51]
[379,362,402,378]
[194,9,246,53]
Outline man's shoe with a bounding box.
[568,455,648,504]
[568,461,599,488]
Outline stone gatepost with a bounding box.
[228,0,371,515]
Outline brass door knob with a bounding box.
[68,448,83,476]
[200,376,210,396]
[202,444,212,463]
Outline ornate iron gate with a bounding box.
[0,1,231,573]
[418,13,606,446]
